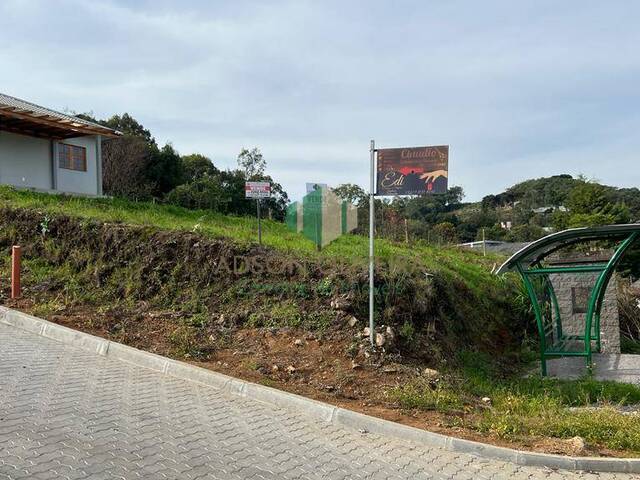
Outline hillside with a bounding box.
[2,186,640,455]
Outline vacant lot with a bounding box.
[1,186,640,456]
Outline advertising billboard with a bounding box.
[376,145,448,195]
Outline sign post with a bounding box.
[257,200,262,244]
[368,143,449,346]
[245,181,271,245]
[369,140,375,346]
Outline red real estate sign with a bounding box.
[245,181,271,199]
[376,146,449,196]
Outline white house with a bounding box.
[0,93,120,196]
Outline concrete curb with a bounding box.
[1,306,638,473]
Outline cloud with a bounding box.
[1,0,639,202]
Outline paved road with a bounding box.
[0,324,634,480]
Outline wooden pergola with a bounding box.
[0,94,119,140]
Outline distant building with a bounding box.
[457,240,529,255]
[531,205,568,214]
[0,92,119,196]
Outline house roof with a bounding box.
[0,92,120,139]
[496,224,640,274]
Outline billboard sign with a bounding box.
[376,145,448,195]
[245,181,271,199]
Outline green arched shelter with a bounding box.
[496,224,640,376]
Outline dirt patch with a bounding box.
[2,296,633,459]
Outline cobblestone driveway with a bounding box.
[0,323,635,479]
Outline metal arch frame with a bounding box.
[497,225,640,376]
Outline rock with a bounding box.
[294,339,304,346]
[423,368,439,380]
[385,326,396,343]
[330,295,350,310]
[286,365,296,374]
[348,316,359,328]
[375,332,385,347]
[565,436,587,455]
[351,360,361,370]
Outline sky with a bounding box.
[1,0,639,202]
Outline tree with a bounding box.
[566,183,630,227]
[504,224,547,242]
[568,183,609,214]
[404,186,464,225]
[237,148,266,179]
[333,183,367,206]
[146,144,185,196]
[182,154,218,182]
[432,222,458,244]
[165,176,227,211]
[102,136,153,200]
[103,113,156,147]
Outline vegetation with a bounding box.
[2,187,640,454]
[0,185,530,378]
[335,175,640,246]
[390,352,640,452]
[78,112,290,219]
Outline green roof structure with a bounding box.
[496,224,640,376]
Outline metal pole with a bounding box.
[369,140,375,346]
[257,200,262,245]
[11,245,21,299]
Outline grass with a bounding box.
[0,186,506,286]
[390,351,640,452]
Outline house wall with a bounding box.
[54,136,100,196]
[0,131,102,196]
[0,131,52,190]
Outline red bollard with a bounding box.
[11,245,21,299]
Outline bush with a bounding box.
[165,177,228,211]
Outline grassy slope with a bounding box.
[6,187,640,453]
[0,186,505,293]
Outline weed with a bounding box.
[390,378,464,413]
[184,312,210,329]
[169,325,214,359]
[316,278,333,297]
[242,359,260,371]
[31,298,65,318]
[399,321,415,342]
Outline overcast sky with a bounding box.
[1,0,639,202]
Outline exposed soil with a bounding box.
[3,295,632,459]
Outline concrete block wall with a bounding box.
[550,271,620,354]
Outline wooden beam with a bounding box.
[0,124,62,139]
[0,115,75,139]
[0,106,118,137]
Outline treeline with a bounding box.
[333,175,640,244]
[77,113,289,220]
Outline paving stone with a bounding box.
[0,323,634,479]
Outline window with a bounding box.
[58,143,87,171]
[571,286,590,314]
